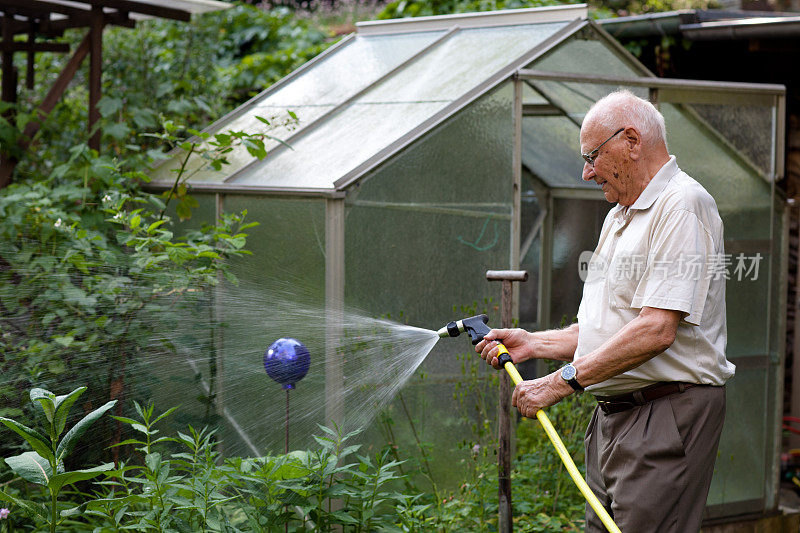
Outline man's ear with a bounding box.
[624,127,643,160]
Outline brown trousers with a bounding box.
[584,385,726,533]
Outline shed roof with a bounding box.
[148,4,592,195]
[598,8,800,40]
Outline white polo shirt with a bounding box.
[575,156,735,395]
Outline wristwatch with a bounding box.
[560,363,584,392]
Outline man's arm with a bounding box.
[476,323,580,369]
[570,306,681,388]
[511,307,682,418]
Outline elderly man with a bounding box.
[476,90,734,532]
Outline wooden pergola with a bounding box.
[0,0,230,187]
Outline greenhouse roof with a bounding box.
[148,4,596,195]
[147,4,783,197]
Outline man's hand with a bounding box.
[474,328,532,369]
[512,372,573,419]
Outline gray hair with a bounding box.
[584,90,667,150]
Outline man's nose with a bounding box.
[582,162,595,181]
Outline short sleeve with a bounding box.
[630,209,715,326]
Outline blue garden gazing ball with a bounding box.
[264,338,310,390]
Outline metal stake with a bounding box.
[285,389,290,455]
[486,269,528,533]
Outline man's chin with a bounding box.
[603,191,617,203]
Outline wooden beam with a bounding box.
[78,0,191,22]
[27,21,34,89]
[1,31,90,187]
[22,33,90,142]
[0,41,70,53]
[1,15,15,104]
[0,0,90,19]
[0,15,17,189]
[88,6,103,151]
[8,11,134,37]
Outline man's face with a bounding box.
[580,125,631,205]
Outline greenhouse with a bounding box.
[148,4,787,523]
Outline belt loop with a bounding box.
[678,383,686,393]
[632,390,645,405]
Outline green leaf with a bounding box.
[147,220,167,234]
[4,451,52,485]
[48,462,115,496]
[225,236,246,249]
[104,122,130,141]
[97,96,123,118]
[145,452,161,473]
[167,246,193,265]
[130,214,141,229]
[150,406,179,426]
[0,488,49,520]
[0,417,55,463]
[331,510,360,524]
[56,400,117,463]
[53,386,87,439]
[176,201,192,221]
[30,388,56,423]
[52,335,74,347]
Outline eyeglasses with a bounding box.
[581,128,624,166]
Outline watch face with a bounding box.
[561,365,577,381]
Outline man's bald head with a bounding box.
[583,90,667,151]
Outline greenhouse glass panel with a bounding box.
[707,367,769,511]
[362,22,570,103]
[522,116,588,188]
[150,105,335,184]
[533,28,644,77]
[346,84,515,321]
[352,84,515,205]
[264,31,446,106]
[519,175,543,328]
[522,81,548,104]
[232,101,447,189]
[686,103,774,184]
[525,29,648,123]
[215,195,327,456]
[527,80,648,124]
[149,31,444,185]
[549,198,609,329]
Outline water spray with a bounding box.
[439,314,621,533]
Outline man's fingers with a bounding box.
[479,341,498,362]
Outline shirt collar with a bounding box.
[627,155,679,212]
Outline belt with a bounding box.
[595,382,696,415]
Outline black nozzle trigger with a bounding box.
[463,314,491,345]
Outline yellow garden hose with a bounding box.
[436,314,621,532]
[497,344,622,533]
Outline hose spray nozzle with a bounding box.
[438,314,514,367]
[437,314,491,345]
